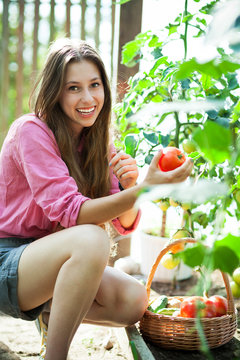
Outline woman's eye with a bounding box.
[69,86,79,91]
[91,82,100,88]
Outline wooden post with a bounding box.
[111,0,116,80]
[65,0,71,37]
[81,0,86,40]
[95,0,101,50]
[15,0,24,118]
[32,0,40,80]
[117,0,143,100]
[49,0,55,43]
[0,0,9,141]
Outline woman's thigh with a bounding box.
[17,225,109,312]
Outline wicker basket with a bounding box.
[139,238,238,350]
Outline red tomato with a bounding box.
[209,295,227,317]
[158,147,186,172]
[180,296,217,318]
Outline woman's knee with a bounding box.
[67,225,110,265]
[117,281,148,325]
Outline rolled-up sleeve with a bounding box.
[16,120,90,228]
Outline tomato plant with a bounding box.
[115,0,240,261]
[158,147,186,172]
[115,0,240,356]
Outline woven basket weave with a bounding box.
[139,238,238,350]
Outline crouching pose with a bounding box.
[0,38,193,360]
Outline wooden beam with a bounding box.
[117,0,143,100]
[114,325,156,360]
[81,0,86,40]
[32,0,40,79]
[49,0,55,43]
[95,0,101,49]
[111,0,116,80]
[65,0,71,37]
[15,0,24,118]
[0,0,9,137]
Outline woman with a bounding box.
[0,38,193,360]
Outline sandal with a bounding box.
[35,313,48,359]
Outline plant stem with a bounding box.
[174,111,180,147]
[161,211,167,237]
[183,0,189,60]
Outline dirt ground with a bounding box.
[0,315,128,360]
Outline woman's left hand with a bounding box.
[110,151,139,190]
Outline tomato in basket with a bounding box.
[180,296,217,318]
[209,295,227,316]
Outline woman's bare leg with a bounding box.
[17,225,110,360]
[84,266,148,327]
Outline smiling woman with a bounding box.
[0,37,193,360]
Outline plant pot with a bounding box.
[139,231,192,282]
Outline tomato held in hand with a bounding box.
[180,296,217,318]
[209,295,227,317]
[158,147,186,172]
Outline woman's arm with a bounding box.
[77,151,193,226]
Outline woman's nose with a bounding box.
[81,89,93,103]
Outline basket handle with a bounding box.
[145,238,235,315]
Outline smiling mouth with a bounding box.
[76,107,95,115]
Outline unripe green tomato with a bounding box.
[172,228,191,239]
[230,281,240,298]
[169,198,179,207]
[160,253,180,269]
[182,139,197,154]
[234,190,240,203]
[232,267,240,285]
[159,200,169,212]
[182,203,191,211]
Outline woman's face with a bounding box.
[59,60,105,137]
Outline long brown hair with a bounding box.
[30,38,112,198]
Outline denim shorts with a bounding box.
[0,237,45,321]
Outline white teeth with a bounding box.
[77,107,95,113]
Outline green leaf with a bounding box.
[206,110,218,119]
[231,99,240,123]
[143,132,159,145]
[179,244,206,268]
[212,246,239,275]
[121,32,151,66]
[159,134,170,147]
[175,58,240,81]
[151,94,163,103]
[145,154,154,164]
[200,74,214,91]
[214,234,240,258]
[124,134,138,157]
[149,56,169,76]
[192,121,231,165]
[151,47,163,59]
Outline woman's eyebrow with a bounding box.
[65,77,101,85]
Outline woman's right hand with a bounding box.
[143,150,194,186]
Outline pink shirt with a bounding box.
[0,114,140,239]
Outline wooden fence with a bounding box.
[0,0,143,143]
